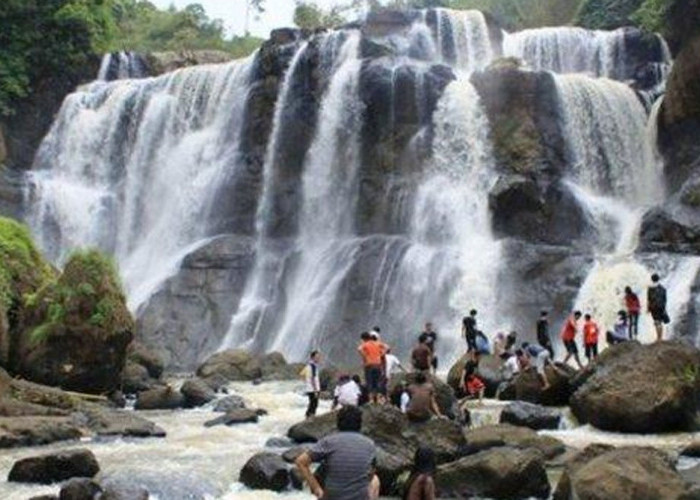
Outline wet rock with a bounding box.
[682,441,700,457]
[288,411,337,443]
[180,378,216,408]
[514,364,576,406]
[554,446,690,500]
[59,478,102,499]
[265,436,293,448]
[282,446,309,463]
[239,452,290,492]
[259,352,302,381]
[134,386,184,410]
[80,407,166,438]
[570,341,700,433]
[100,484,149,500]
[127,342,164,379]
[9,449,99,484]
[122,362,157,395]
[500,401,561,430]
[0,398,69,417]
[639,203,700,254]
[136,235,256,372]
[197,349,262,382]
[0,416,82,448]
[213,395,247,412]
[464,424,565,460]
[204,408,260,427]
[436,446,551,499]
[144,50,232,75]
[447,354,502,398]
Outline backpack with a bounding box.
[299,364,311,381]
[649,285,667,310]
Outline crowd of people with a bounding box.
[296,273,671,499]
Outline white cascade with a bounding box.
[98,51,148,81]
[27,56,255,309]
[434,9,494,72]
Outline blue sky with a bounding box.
[151,0,363,38]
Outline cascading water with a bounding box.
[434,9,494,72]
[503,27,627,78]
[98,51,149,81]
[27,56,255,309]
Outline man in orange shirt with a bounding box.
[358,331,387,404]
[583,314,599,364]
[560,310,584,370]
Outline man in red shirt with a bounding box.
[624,286,641,340]
[583,314,599,364]
[560,310,584,370]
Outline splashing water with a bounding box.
[434,9,494,72]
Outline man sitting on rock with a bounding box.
[295,405,380,500]
[406,372,443,423]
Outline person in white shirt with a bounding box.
[332,375,362,409]
[384,348,406,386]
[303,350,321,418]
[495,351,520,399]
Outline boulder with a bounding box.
[213,395,247,412]
[554,446,690,500]
[0,398,69,417]
[18,250,133,394]
[682,441,700,458]
[134,386,184,410]
[145,50,232,75]
[570,341,700,433]
[0,416,82,448]
[500,401,562,430]
[122,361,157,394]
[59,478,102,499]
[100,484,149,500]
[180,378,216,408]
[288,411,338,443]
[196,349,262,382]
[204,409,259,427]
[639,204,700,254]
[447,354,503,397]
[135,235,256,372]
[388,373,460,419]
[239,452,290,492]
[80,407,166,438]
[464,424,565,460]
[127,342,164,379]
[282,446,309,463]
[265,436,293,448]
[8,449,99,484]
[259,352,301,381]
[514,364,576,406]
[436,446,551,499]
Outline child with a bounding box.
[583,314,600,363]
[403,447,436,500]
[460,360,485,404]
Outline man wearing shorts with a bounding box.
[522,342,553,390]
[560,311,584,370]
[647,273,669,342]
[358,332,386,404]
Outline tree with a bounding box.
[293,1,352,30]
[245,0,265,34]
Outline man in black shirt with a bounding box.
[462,310,478,359]
[536,311,554,358]
[647,273,669,342]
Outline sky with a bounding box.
[151,0,363,38]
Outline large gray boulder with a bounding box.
[463,424,565,460]
[554,446,691,500]
[436,446,551,499]
[136,235,255,372]
[570,341,700,433]
[0,416,82,448]
[500,401,562,430]
[180,378,216,408]
[134,386,184,410]
[8,449,99,484]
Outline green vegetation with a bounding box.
[26,249,133,346]
[630,0,671,32]
[448,0,585,30]
[576,0,644,29]
[0,1,263,116]
[0,218,54,321]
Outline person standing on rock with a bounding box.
[406,372,442,423]
[421,322,439,372]
[560,311,584,370]
[583,314,600,364]
[296,405,380,500]
[304,350,322,419]
[411,334,432,373]
[536,311,554,358]
[624,286,641,340]
[462,310,478,359]
[647,274,669,342]
[521,342,555,390]
[358,331,386,404]
[402,447,437,500]
[383,348,406,390]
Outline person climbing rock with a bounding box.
[303,350,321,418]
[560,311,584,370]
[647,274,669,342]
[462,310,478,358]
[295,405,380,500]
[583,314,600,364]
[522,342,555,390]
[624,286,641,340]
[536,310,554,358]
[460,359,485,404]
[402,447,437,500]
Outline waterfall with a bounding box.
[27,56,255,308]
[98,51,149,81]
[220,33,360,353]
[503,27,626,78]
[434,9,494,72]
